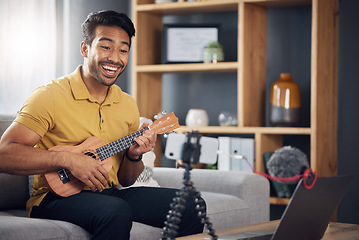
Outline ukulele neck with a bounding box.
[96,127,149,161]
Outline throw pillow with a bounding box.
[118,150,160,189]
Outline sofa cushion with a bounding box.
[0,209,28,217]
[131,222,162,240]
[0,216,90,240]
[131,192,249,238]
[132,191,250,237]
[201,191,250,230]
[0,114,15,135]
[0,174,29,210]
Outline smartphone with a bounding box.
[165,133,218,164]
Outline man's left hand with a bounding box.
[127,122,156,160]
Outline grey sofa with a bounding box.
[0,115,269,239]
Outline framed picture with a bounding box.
[163,24,220,63]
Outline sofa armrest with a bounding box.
[153,167,268,199]
[0,174,29,210]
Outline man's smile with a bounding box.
[101,63,120,78]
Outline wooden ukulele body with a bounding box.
[44,136,112,197]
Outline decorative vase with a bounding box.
[185,109,209,127]
[218,111,238,126]
[269,73,301,127]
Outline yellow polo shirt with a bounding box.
[15,65,140,216]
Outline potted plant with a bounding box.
[203,41,224,63]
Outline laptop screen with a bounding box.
[273,175,352,240]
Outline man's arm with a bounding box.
[118,122,156,187]
[0,122,109,192]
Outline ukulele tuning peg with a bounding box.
[154,111,168,120]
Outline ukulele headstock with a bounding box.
[150,112,180,134]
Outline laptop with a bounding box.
[210,175,352,240]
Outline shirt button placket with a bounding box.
[99,107,104,131]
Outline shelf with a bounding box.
[244,0,311,7]
[135,0,312,16]
[175,126,312,135]
[270,197,291,205]
[135,62,238,73]
[135,0,239,15]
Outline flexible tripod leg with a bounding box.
[161,166,217,240]
[186,184,218,240]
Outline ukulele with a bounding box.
[44,112,179,197]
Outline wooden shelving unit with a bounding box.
[136,62,239,73]
[131,0,338,205]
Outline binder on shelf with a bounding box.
[217,137,231,171]
[230,137,242,171]
[240,138,255,172]
[217,137,255,172]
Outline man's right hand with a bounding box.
[0,122,109,192]
[64,152,109,192]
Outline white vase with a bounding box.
[185,109,209,127]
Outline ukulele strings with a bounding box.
[95,127,149,160]
[57,128,149,179]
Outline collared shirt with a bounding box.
[15,65,140,215]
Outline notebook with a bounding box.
[210,175,352,240]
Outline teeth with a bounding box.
[103,65,117,71]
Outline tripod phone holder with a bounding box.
[161,131,218,240]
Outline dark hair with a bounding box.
[81,10,135,46]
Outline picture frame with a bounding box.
[162,24,220,63]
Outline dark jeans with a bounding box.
[31,187,205,240]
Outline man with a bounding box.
[0,10,204,239]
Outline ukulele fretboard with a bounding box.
[96,127,149,160]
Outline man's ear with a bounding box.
[80,41,88,58]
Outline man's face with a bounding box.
[84,25,130,86]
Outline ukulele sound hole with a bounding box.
[84,152,97,159]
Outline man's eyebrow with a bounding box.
[99,37,130,47]
[99,37,113,42]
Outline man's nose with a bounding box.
[107,50,122,65]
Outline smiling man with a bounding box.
[82,27,129,86]
[0,10,204,239]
